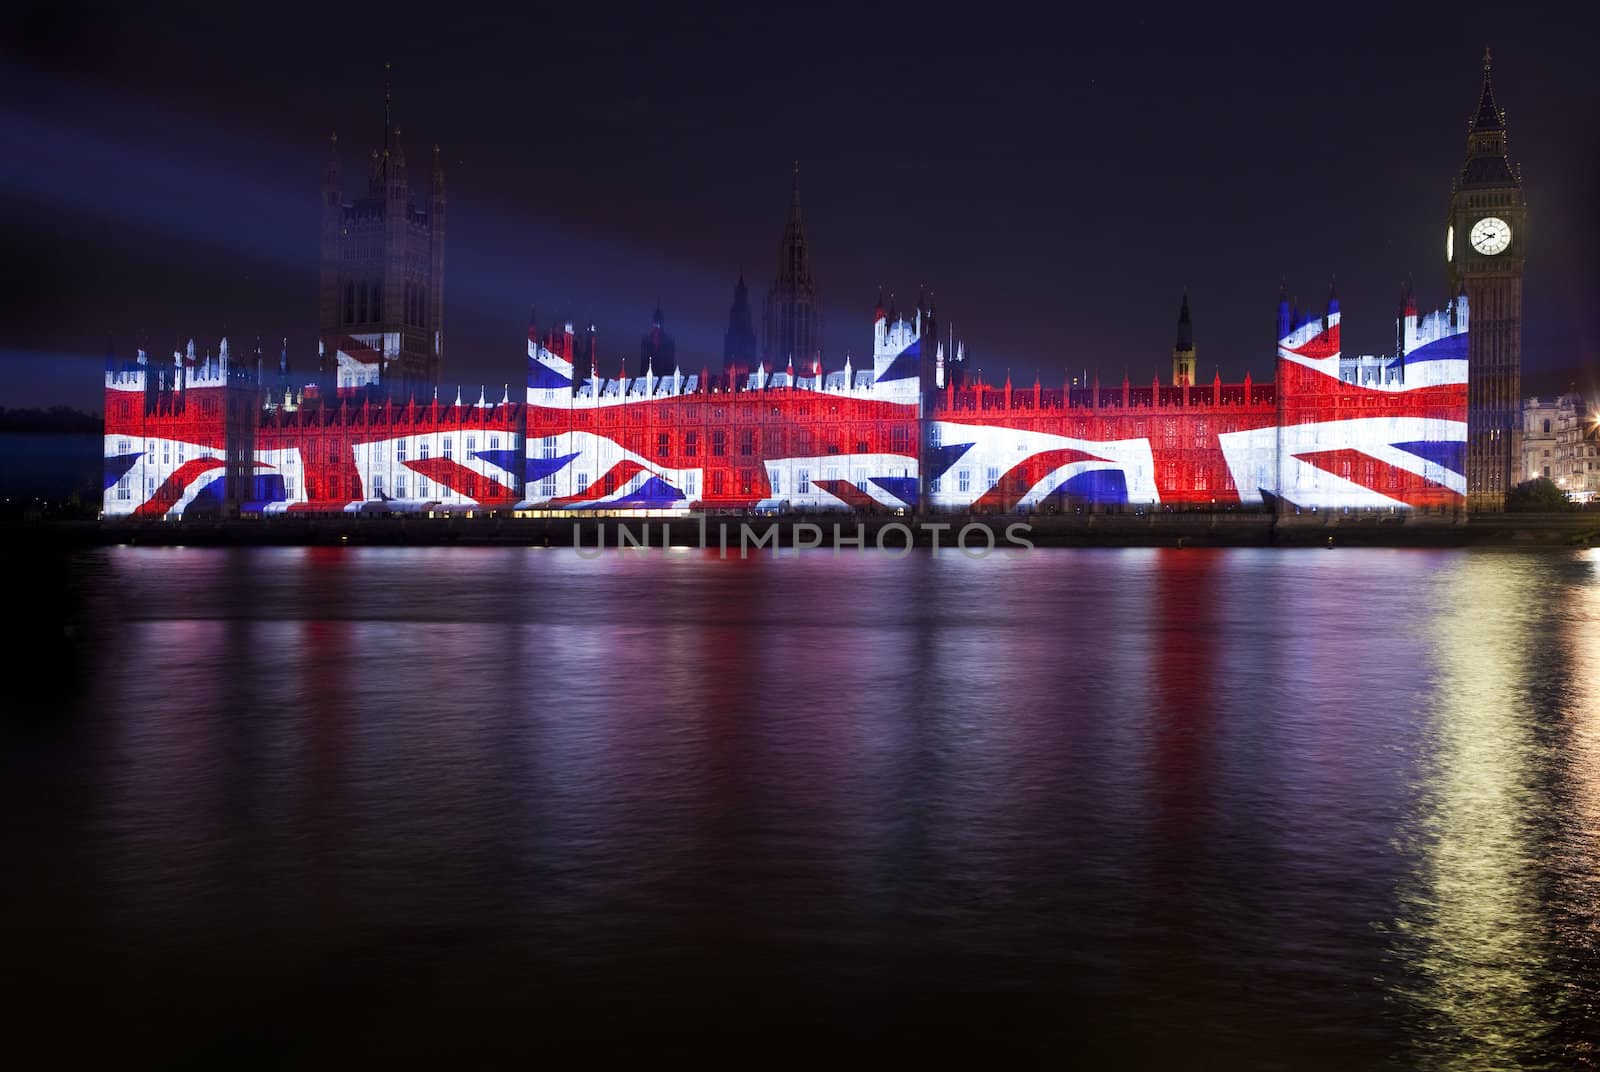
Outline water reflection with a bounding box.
[1397,553,1584,1068]
[4,545,1598,1064]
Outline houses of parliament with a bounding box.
[105,53,1522,517]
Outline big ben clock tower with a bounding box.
[1449,48,1526,512]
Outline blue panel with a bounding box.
[181,476,227,518]
[527,361,572,390]
[868,476,918,508]
[876,338,920,382]
[103,451,142,490]
[1394,439,1465,475]
[242,474,288,513]
[1408,330,1468,364]
[925,441,974,484]
[473,449,521,475]
[526,451,580,484]
[1050,468,1129,504]
[567,476,685,508]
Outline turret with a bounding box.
[1172,293,1196,387]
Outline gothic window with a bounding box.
[397,439,408,462]
[798,468,810,494]
[359,281,369,323]
[684,432,697,457]
[345,282,355,324]
[711,470,724,496]
[373,284,382,323]
[740,430,753,456]
[443,437,454,460]
[657,432,670,458]
[712,431,727,456]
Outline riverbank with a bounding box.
[10,511,1600,550]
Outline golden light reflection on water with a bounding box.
[1399,552,1595,1069]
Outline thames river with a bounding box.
[6,546,1600,1067]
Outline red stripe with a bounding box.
[970,447,1110,512]
[133,458,226,518]
[812,479,880,510]
[545,460,651,505]
[404,457,518,504]
[1293,448,1463,507]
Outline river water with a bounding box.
[6,546,1599,1067]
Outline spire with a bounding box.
[1326,280,1339,318]
[776,160,811,287]
[1472,47,1504,132]
[383,62,393,159]
[1176,292,1193,351]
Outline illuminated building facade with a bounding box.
[1522,394,1600,500]
[100,57,1503,520]
[103,288,1468,517]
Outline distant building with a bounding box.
[638,305,676,378]
[318,78,446,396]
[722,274,758,377]
[1522,393,1600,500]
[762,166,821,367]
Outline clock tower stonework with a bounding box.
[1449,49,1526,513]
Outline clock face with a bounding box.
[1446,224,1453,262]
[1470,216,1511,256]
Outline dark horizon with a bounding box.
[3,2,1598,411]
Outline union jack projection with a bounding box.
[103,342,522,518]
[518,312,921,512]
[925,290,1468,511]
[102,292,1468,518]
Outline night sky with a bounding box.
[3,2,1597,412]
